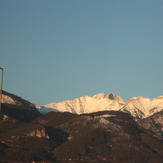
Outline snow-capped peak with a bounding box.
[92,93,125,102]
[121,96,163,119]
[3,90,162,120]
[39,93,163,119]
[41,93,125,114]
[92,93,108,100]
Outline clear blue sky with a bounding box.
[0,0,163,105]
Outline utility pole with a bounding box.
[0,67,4,113]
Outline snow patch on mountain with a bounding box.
[2,94,17,105]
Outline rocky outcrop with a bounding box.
[27,128,49,139]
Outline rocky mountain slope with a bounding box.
[39,92,163,143]
[138,110,163,140]
[0,91,163,162]
[1,110,163,162]
[1,91,41,122]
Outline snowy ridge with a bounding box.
[121,96,163,119]
[1,91,40,113]
[40,93,163,119]
[2,91,163,119]
[43,93,125,114]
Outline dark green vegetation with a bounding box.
[0,91,163,163]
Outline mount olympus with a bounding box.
[38,93,163,119]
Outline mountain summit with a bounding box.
[39,93,163,120]
[42,93,125,114]
[121,96,163,119]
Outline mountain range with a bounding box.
[0,91,163,162]
[39,92,163,119]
